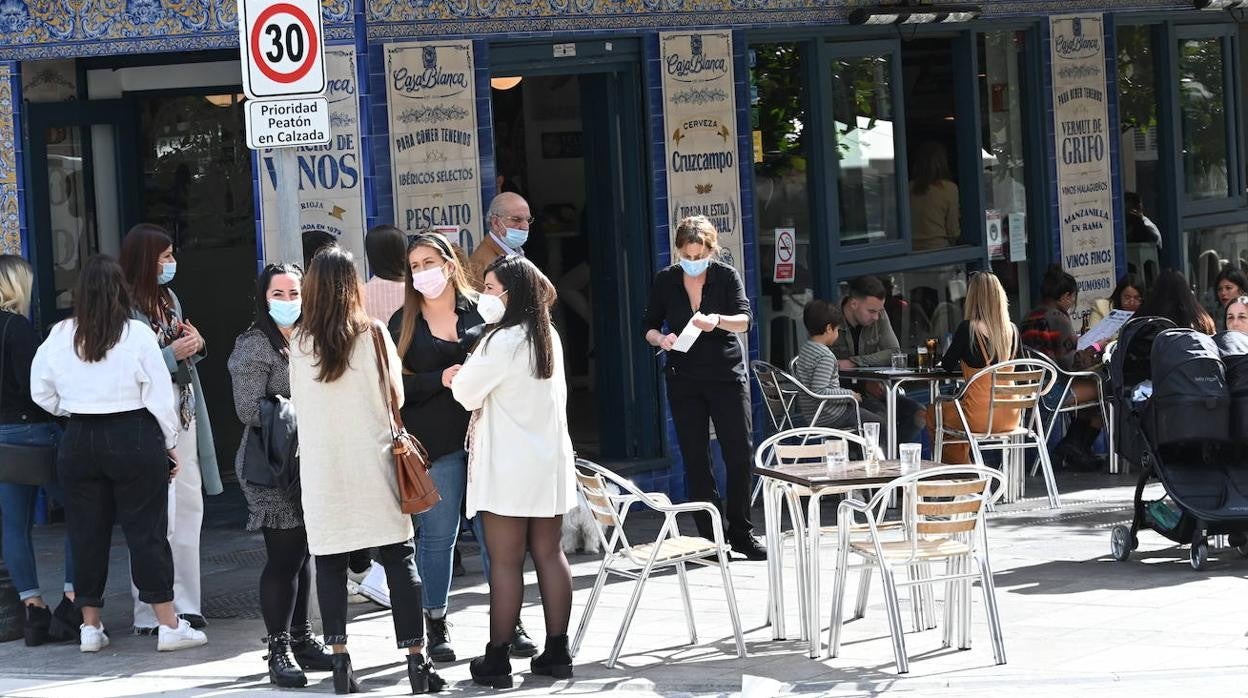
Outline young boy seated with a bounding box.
[793,299,884,429]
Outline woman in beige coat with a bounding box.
[452,256,576,688]
[289,246,444,695]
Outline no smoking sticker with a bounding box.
[773,227,795,284]
[238,0,326,99]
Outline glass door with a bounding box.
[26,100,139,329]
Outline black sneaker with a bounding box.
[179,613,209,630]
[424,613,456,662]
[510,620,539,658]
[730,535,767,561]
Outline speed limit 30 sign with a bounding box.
[237,0,326,99]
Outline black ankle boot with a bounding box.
[331,653,361,694]
[530,634,573,679]
[48,597,80,643]
[407,652,446,694]
[470,642,513,689]
[510,620,538,658]
[290,621,335,672]
[23,604,51,647]
[264,633,308,688]
[424,612,456,662]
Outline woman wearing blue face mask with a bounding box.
[119,223,221,634]
[227,264,334,687]
[642,216,765,561]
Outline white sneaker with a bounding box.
[80,623,109,653]
[357,561,391,609]
[156,619,208,651]
[346,579,370,604]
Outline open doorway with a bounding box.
[488,55,660,465]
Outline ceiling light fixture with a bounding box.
[490,76,523,90]
[848,1,982,25]
[1194,0,1247,8]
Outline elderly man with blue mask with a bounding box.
[470,192,533,284]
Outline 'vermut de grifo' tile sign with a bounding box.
[258,46,368,276]
[385,40,482,255]
[1050,14,1116,313]
[660,31,744,277]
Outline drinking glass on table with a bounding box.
[824,438,849,477]
[862,422,881,465]
[891,351,907,370]
[899,443,922,473]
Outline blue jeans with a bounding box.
[0,422,73,601]
[414,450,469,611]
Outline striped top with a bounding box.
[792,340,856,427]
[364,276,406,324]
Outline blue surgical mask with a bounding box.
[158,262,177,285]
[679,257,710,277]
[504,227,529,249]
[268,299,301,328]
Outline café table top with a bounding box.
[840,366,963,382]
[754,459,946,489]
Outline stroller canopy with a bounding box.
[1109,316,1176,396]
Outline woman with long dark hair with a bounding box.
[452,255,576,688]
[1137,269,1216,335]
[228,264,333,687]
[119,223,220,633]
[289,246,443,694]
[0,255,77,645]
[30,255,207,652]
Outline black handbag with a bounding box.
[243,395,300,491]
[0,316,57,487]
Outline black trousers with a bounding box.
[315,539,424,648]
[666,375,754,541]
[59,410,174,609]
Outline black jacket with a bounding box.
[0,311,51,424]
[642,261,752,383]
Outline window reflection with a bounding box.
[832,54,898,246]
[1178,37,1230,201]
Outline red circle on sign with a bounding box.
[250,3,319,85]
[777,231,794,262]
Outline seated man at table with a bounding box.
[831,275,925,443]
[794,299,883,429]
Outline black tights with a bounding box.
[481,513,572,645]
[260,526,313,636]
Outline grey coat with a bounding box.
[133,289,222,496]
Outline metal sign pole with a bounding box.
[273,147,304,266]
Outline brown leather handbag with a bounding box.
[369,325,440,515]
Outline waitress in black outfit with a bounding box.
[643,215,765,560]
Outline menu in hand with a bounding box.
[1078,309,1133,351]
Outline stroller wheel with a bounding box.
[1110,525,1133,562]
[1237,543,1248,558]
[1191,540,1209,571]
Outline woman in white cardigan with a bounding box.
[288,246,444,695]
[452,255,576,688]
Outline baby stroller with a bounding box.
[1106,316,1248,570]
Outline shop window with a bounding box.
[830,53,900,248]
[902,38,963,253]
[1186,224,1248,317]
[979,30,1033,322]
[1178,36,1231,201]
[751,43,812,365]
[845,264,969,351]
[1117,25,1163,236]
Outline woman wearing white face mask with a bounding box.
[228,264,334,688]
[642,215,764,560]
[119,223,220,634]
[388,232,492,664]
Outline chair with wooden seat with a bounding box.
[827,465,1007,673]
[571,459,747,669]
[933,359,1059,507]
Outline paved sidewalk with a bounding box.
[0,471,1246,696]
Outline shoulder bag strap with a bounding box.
[368,324,406,438]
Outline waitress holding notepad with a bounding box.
[642,215,765,561]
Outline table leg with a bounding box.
[806,493,824,659]
[764,480,783,640]
[885,382,899,460]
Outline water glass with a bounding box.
[824,439,849,477]
[891,351,907,370]
[862,422,881,463]
[899,443,922,473]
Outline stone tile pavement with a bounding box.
[0,471,1245,696]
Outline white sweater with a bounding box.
[30,319,180,449]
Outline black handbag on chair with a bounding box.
[0,316,57,487]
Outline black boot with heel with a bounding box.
[406,653,446,694]
[530,634,573,679]
[331,653,361,694]
[264,633,308,688]
[470,642,514,689]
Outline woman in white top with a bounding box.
[29,255,207,653]
[288,246,444,694]
[452,255,576,688]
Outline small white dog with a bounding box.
[561,482,620,554]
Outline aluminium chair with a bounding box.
[1024,348,1118,474]
[571,459,747,669]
